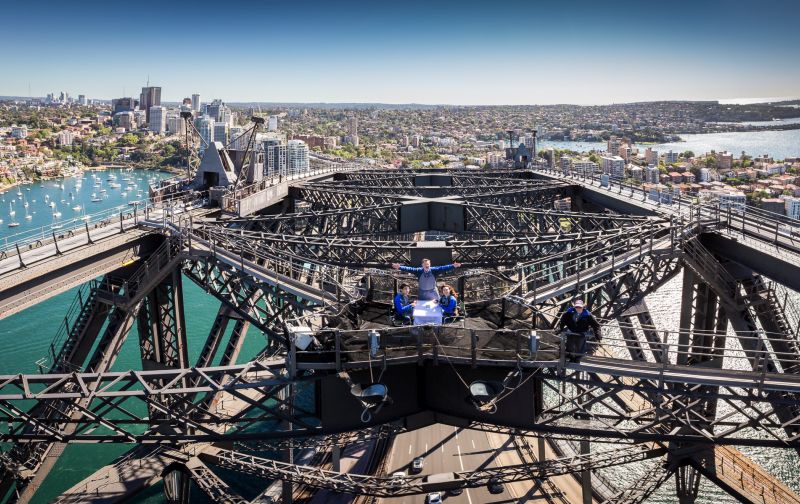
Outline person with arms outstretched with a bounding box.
[391,258,462,301]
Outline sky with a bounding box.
[1,0,799,105]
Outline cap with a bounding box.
[572,299,585,308]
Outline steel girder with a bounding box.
[462,201,659,236]
[202,444,664,497]
[238,203,402,237]
[3,354,800,445]
[182,255,325,343]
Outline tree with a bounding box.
[120,133,138,146]
[682,150,694,159]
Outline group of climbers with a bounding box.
[389,259,603,360]
[391,258,461,324]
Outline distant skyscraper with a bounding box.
[264,139,287,176]
[602,156,626,179]
[149,106,167,134]
[207,99,224,122]
[229,126,247,150]
[112,97,136,115]
[78,94,87,106]
[139,86,162,124]
[167,113,185,136]
[287,139,309,174]
[197,115,215,147]
[214,122,229,145]
[268,115,279,131]
[345,115,359,146]
[192,93,200,113]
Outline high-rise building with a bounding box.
[645,166,660,184]
[58,130,75,146]
[229,126,246,150]
[197,116,215,148]
[268,116,279,131]
[134,110,147,128]
[112,97,137,115]
[192,93,200,112]
[149,106,167,134]
[139,86,162,124]
[645,148,659,166]
[785,197,800,220]
[114,111,135,131]
[287,139,309,174]
[167,113,185,136]
[207,99,224,122]
[345,115,359,146]
[78,95,87,106]
[664,150,679,164]
[699,168,711,182]
[602,156,626,179]
[607,135,621,156]
[214,122,229,145]
[264,139,287,176]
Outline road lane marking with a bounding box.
[408,444,412,455]
[471,439,476,449]
[454,427,459,441]
[425,443,428,453]
[457,447,474,504]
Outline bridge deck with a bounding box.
[699,445,800,504]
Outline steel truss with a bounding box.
[2,354,800,445]
[203,443,664,497]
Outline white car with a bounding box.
[390,471,406,485]
[411,457,424,473]
[425,492,443,504]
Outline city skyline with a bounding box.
[1,0,799,105]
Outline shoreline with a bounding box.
[1,165,173,193]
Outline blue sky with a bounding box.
[1,0,799,104]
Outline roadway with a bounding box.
[378,424,592,504]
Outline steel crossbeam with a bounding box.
[203,444,664,497]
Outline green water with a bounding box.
[0,278,270,503]
[0,168,271,502]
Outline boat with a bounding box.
[49,201,56,208]
[8,202,15,217]
[72,204,82,211]
[91,192,102,203]
[109,182,121,189]
[24,206,32,220]
[120,192,127,197]
[8,221,19,228]
[16,190,22,197]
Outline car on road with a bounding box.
[425,492,443,504]
[488,477,504,494]
[411,457,424,473]
[390,471,406,485]
[448,487,463,496]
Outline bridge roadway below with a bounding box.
[377,424,590,504]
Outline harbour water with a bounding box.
[540,124,800,160]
